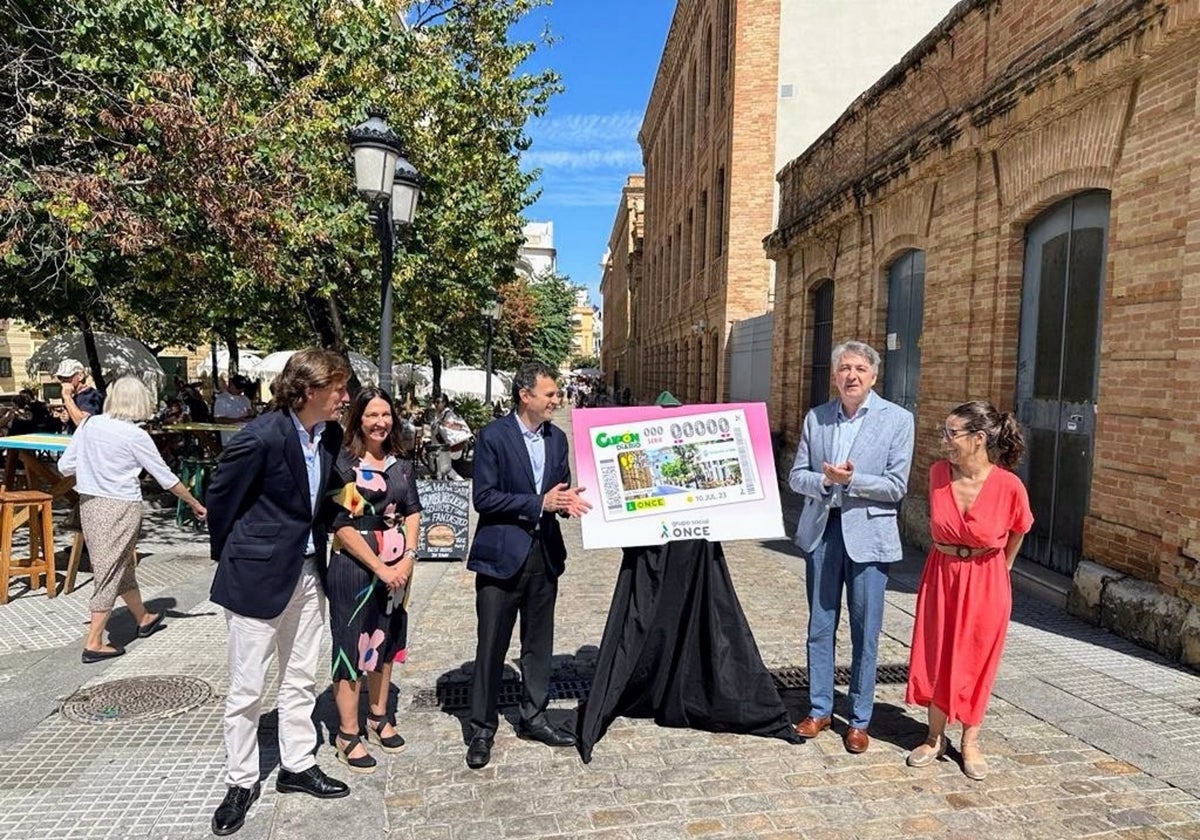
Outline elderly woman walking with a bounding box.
[59,376,207,663]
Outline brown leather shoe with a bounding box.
[843,726,870,753]
[793,715,832,738]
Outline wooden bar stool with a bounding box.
[0,490,58,604]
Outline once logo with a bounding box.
[625,498,665,512]
[596,431,641,449]
[667,522,711,539]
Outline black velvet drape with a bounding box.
[576,539,800,762]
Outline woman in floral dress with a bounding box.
[326,387,422,773]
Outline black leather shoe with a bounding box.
[211,783,260,836]
[465,735,493,769]
[516,720,576,747]
[275,766,349,799]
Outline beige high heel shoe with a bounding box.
[906,733,947,767]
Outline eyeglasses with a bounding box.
[939,425,974,441]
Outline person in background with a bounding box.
[905,400,1033,781]
[788,340,914,754]
[325,386,421,773]
[205,348,351,836]
[180,382,212,423]
[58,377,206,662]
[55,358,103,431]
[214,374,255,445]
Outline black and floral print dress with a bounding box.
[326,450,422,682]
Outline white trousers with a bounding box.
[223,557,325,788]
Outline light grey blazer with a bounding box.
[788,393,915,564]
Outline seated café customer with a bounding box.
[59,377,207,662]
[905,400,1032,781]
[56,358,104,431]
[325,387,421,773]
[214,375,255,445]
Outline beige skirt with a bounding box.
[79,494,142,613]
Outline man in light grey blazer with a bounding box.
[788,340,914,754]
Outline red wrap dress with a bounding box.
[905,460,1034,725]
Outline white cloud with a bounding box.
[530,111,643,145]
[524,149,643,170]
[522,111,643,207]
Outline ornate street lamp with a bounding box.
[481,296,504,406]
[348,108,422,395]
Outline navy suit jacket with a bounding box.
[466,412,570,580]
[207,409,342,619]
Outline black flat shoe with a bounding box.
[466,735,493,769]
[275,766,349,798]
[515,720,576,747]
[81,647,125,664]
[212,783,260,836]
[136,613,166,638]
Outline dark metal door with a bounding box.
[884,250,926,415]
[1016,191,1110,575]
[808,280,834,409]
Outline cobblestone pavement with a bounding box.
[1,409,1199,839]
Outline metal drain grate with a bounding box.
[410,664,910,711]
[60,675,216,724]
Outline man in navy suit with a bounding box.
[465,361,591,769]
[788,340,914,755]
[206,348,351,836]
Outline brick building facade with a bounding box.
[766,0,1200,663]
[634,0,780,405]
[599,176,645,399]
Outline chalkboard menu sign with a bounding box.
[415,479,471,560]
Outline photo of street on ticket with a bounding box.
[572,403,785,549]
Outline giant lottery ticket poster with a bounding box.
[572,403,785,549]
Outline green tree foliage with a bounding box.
[570,354,600,370]
[526,270,577,370]
[0,0,560,376]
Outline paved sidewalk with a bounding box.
[1,409,1199,839]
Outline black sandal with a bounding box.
[365,713,407,753]
[334,731,377,773]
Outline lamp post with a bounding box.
[348,108,422,396]
[481,296,504,406]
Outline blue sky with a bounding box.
[513,1,676,306]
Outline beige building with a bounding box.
[0,319,220,399]
[636,0,780,405]
[767,0,1200,664]
[616,0,959,406]
[598,175,645,399]
[569,289,599,366]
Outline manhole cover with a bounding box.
[61,675,216,724]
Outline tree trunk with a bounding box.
[75,312,107,392]
[301,286,359,396]
[427,339,443,399]
[222,328,240,376]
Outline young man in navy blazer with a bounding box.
[465,361,591,769]
[788,340,914,755]
[206,348,351,836]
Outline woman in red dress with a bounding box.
[905,400,1033,781]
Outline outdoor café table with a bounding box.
[151,421,244,460]
[0,432,82,592]
[0,433,75,507]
